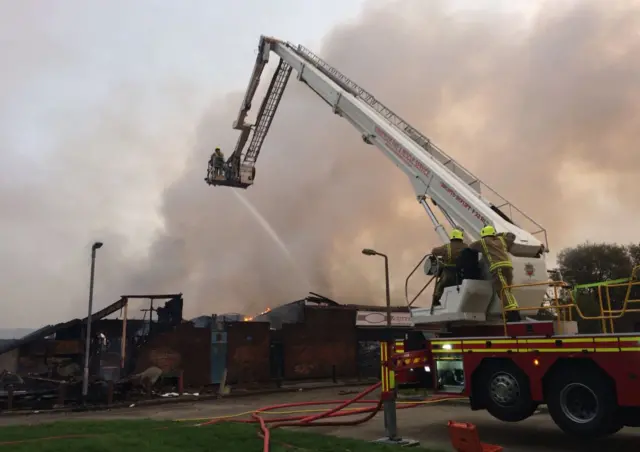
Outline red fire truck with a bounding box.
[394,280,640,438]
[204,35,640,438]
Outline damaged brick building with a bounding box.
[0,294,184,380]
[0,292,413,406]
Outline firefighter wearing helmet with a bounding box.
[431,228,467,307]
[468,225,521,322]
[213,147,225,177]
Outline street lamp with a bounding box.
[361,248,398,440]
[82,241,103,403]
[361,249,391,326]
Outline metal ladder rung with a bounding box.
[295,44,484,194]
[243,59,292,163]
[292,44,548,249]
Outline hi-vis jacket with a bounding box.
[469,232,516,272]
[431,240,467,268]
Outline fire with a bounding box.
[243,307,271,322]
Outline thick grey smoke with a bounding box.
[2,0,640,326]
[132,0,640,317]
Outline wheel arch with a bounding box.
[470,357,530,410]
[542,358,617,401]
[543,358,623,438]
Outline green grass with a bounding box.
[0,419,441,452]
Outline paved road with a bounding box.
[1,386,638,451]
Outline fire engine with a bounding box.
[204,35,640,438]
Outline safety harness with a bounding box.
[444,243,457,268]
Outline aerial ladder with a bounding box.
[205,35,551,325]
[202,37,640,438]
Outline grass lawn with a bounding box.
[0,419,442,452]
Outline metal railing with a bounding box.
[404,254,438,308]
[499,265,640,335]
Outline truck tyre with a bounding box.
[546,368,622,438]
[476,360,537,422]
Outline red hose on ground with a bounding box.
[297,381,381,423]
[199,400,382,426]
[200,381,463,452]
[252,412,270,452]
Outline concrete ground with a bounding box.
[1,385,638,451]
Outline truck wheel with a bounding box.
[546,368,622,438]
[477,360,537,422]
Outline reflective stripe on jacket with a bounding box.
[431,240,467,268]
[469,233,515,272]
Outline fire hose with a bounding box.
[197,382,465,452]
[0,384,466,449]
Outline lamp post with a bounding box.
[361,248,399,440]
[82,241,103,403]
[362,248,419,446]
[362,249,392,328]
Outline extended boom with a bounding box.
[205,35,550,323]
[202,36,640,439]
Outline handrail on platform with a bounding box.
[499,265,640,335]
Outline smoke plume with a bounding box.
[2,0,640,326]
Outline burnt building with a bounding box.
[0,294,184,381]
[251,293,413,381]
[253,293,340,328]
[0,292,416,395]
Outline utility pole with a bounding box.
[82,241,103,404]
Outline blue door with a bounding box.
[211,330,228,384]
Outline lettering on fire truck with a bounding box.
[374,126,431,179]
[440,182,488,226]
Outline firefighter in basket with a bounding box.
[208,147,225,178]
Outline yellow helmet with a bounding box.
[449,229,464,240]
[480,225,496,237]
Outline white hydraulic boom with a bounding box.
[205,35,551,323]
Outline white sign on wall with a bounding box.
[355,310,413,327]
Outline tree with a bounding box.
[627,243,640,270]
[557,242,633,285]
[556,242,639,333]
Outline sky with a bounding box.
[1,0,639,329]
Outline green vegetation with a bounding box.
[555,242,640,333]
[0,419,440,452]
